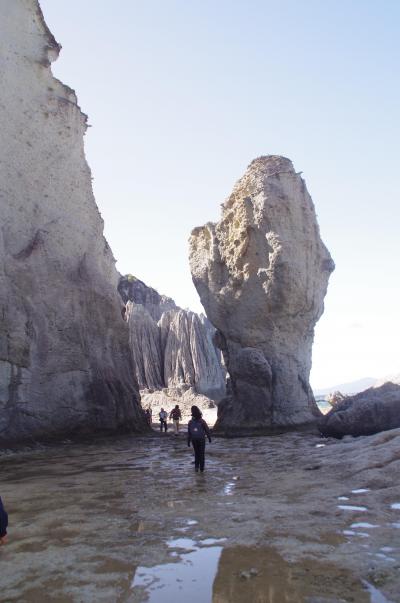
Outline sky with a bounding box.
[40,0,400,389]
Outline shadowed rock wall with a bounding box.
[0,0,147,446]
[189,156,334,434]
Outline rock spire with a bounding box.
[189,156,334,434]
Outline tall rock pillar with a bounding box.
[189,156,334,434]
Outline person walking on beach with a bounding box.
[187,406,212,472]
[145,408,152,427]
[169,404,182,436]
[0,497,8,545]
[159,408,168,432]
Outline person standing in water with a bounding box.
[169,404,182,436]
[187,405,212,472]
[159,408,168,432]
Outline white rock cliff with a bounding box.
[0,0,146,446]
[189,156,334,433]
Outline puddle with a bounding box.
[374,553,396,562]
[390,503,400,510]
[131,543,391,602]
[131,538,222,602]
[351,523,379,529]
[362,579,396,602]
[315,444,326,448]
[390,523,400,528]
[344,530,370,538]
[200,538,227,546]
[223,482,235,496]
[186,519,198,526]
[338,496,350,501]
[338,505,368,512]
[352,489,370,494]
[167,537,197,550]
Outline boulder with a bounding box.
[0,1,147,447]
[189,156,334,434]
[319,382,400,438]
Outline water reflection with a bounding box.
[131,543,389,603]
[132,538,223,602]
[213,546,374,603]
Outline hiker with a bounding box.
[159,408,168,432]
[187,405,212,472]
[0,497,8,545]
[169,404,182,436]
[145,408,152,426]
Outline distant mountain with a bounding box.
[314,377,377,396]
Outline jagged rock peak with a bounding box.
[118,275,177,322]
[0,0,147,447]
[120,276,226,400]
[189,155,334,434]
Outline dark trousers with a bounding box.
[192,439,206,471]
[160,419,167,432]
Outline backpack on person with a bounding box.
[189,419,206,440]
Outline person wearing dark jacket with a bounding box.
[0,497,8,545]
[187,405,212,472]
[169,405,182,436]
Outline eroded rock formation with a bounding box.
[0,1,147,446]
[189,156,334,434]
[120,276,226,400]
[319,382,400,438]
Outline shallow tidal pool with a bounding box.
[1,430,399,602]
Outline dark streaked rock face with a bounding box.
[0,1,147,447]
[120,276,226,400]
[189,156,334,434]
[319,382,400,438]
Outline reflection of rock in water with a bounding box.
[212,547,370,603]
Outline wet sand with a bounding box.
[1,428,400,602]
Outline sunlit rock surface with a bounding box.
[319,382,400,438]
[189,156,334,434]
[120,276,226,400]
[0,0,146,446]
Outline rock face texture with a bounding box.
[118,275,176,322]
[319,382,400,438]
[189,156,334,433]
[120,276,226,400]
[0,1,147,446]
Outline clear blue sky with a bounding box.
[40,0,400,389]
